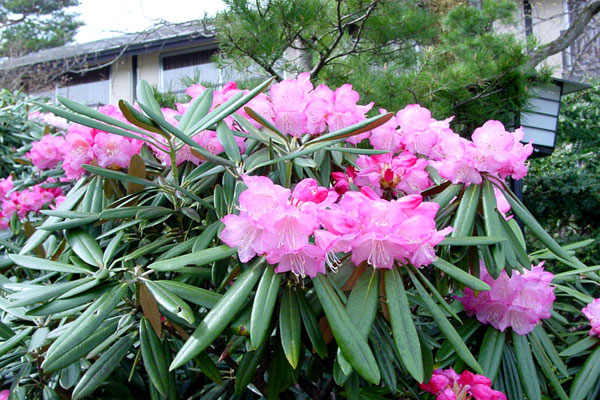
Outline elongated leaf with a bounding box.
[66,228,104,268]
[9,277,94,308]
[148,245,237,271]
[279,285,301,368]
[235,340,268,394]
[39,216,100,231]
[103,231,124,265]
[195,351,222,384]
[295,288,327,359]
[170,258,266,370]
[407,268,482,373]
[179,88,213,133]
[531,326,568,377]
[432,258,490,291]
[72,333,135,400]
[0,327,32,357]
[307,112,394,144]
[187,77,274,135]
[216,121,241,163]
[529,332,569,400]
[243,107,288,143]
[559,335,598,357]
[10,255,91,275]
[43,284,127,371]
[20,180,87,255]
[481,181,506,276]
[570,344,600,400]
[42,319,118,372]
[137,80,163,115]
[477,326,505,382]
[39,100,154,145]
[140,318,168,396]
[250,266,282,349]
[439,236,506,246]
[432,183,462,208]
[155,280,221,309]
[83,164,158,188]
[313,274,380,384]
[500,186,587,269]
[385,267,423,382]
[512,332,541,400]
[144,280,195,324]
[451,184,481,238]
[323,146,389,155]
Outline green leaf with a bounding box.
[295,288,327,359]
[432,183,462,208]
[20,180,87,255]
[140,318,169,397]
[39,216,100,231]
[43,319,118,372]
[570,345,600,400]
[71,333,135,400]
[0,327,33,357]
[43,284,127,371]
[8,278,94,308]
[279,285,301,368]
[512,332,541,400]
[179,88,213,133]
[531,326,568,377]
[439,236,506,246]
[432,258,490,291]
[137,80,163,115]
[148,245,237,271]
[451,184,481,238]
[216,121,241,163]
[65,228,104,268]
[155,280,221,309]
[501,345,525,400]
[118,99,163,135]
[195,351,222,384]
[384,267,423,382]
[170,258,266,370]
[407,268,482,373]
[83,164,158,188]
[477,326,505,383]
[313,274,380,384]
[235,339,268,394]
[40,100,154,145]
[529,331,569,400]
[250,266,282,349]
[307,112,394,144]
[500,186,587,269]
[559,335,598,357]
[143,280,195,324]
[9,255,91,275]
[187,77,274,135]
[481,181,506,276]
[323,146,389,155]
[103,231,125,265]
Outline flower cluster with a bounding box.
[0,177,64,229]
[582,299,600,336]
[351,152,432,197]
[420,368,506,400]
[367,104,533,185]
[28,110,69,130]
[27,134,65,170]
[459,262,555,335]
[220,175,451,277]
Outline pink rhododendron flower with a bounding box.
[582,298,600,336]
[0,389,9,400]
[0,177,13,199]
[420,368,506,400]
[27,135,66,170]
[459,262,555,335]
[28,111,69,129]
[62,132,95,178]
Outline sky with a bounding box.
[71,0,226,43]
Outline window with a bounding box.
[57,66,110,107]
[161,48,220,92]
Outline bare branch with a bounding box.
[528,0,600,67]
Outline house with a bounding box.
[0,2,595,108]
[0,22,226,106]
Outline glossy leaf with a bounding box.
[148,245,237,271]
[279,285,301,368]
[512,332,541,400]
[10,255,91,275]
[250,266,282,349]
[140,318,169,396]
[65,228,104,268]
[170,258,265,370]
[384,267,423,382]
[432,258,490,291]
[451,184,481,238]
[313,274,380,384]
[477,326,505,382]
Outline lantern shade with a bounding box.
[519,78,591,157]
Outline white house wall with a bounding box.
[110,56,132,104]
[137,53,161,90]
[531,0,566,74]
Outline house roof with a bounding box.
[0,21,217,71]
